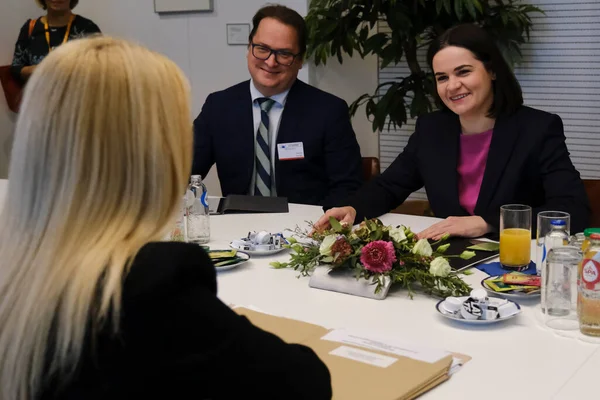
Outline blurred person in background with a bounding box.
[10,0,101,83]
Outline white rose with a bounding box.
[319,235,338,256]
[429,257,452,277]
[389,227,407,243]
[411,238,433,257]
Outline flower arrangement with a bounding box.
[271,218,475,298]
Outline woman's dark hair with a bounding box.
[36,0,79,10]
[427,23,523,117]
[249,4,307,58]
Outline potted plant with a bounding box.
[306,0,543,131]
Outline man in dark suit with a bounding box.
[192,5,363,209]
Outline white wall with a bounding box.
[0,0,378,192]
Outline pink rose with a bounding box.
[360,240,397,273]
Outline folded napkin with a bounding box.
[475,261,537,277]
[309,266,392,300]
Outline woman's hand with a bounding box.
[417,216,492,240]
[20,65,37,80]
[313,206,357,232]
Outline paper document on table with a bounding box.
[233,307,466,399]
[450,357,465,375]
[321,329,449,364]
[232,304,272,314]
[329,345,398,368]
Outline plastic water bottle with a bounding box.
[545,220,569,251]
[185,175,210,244]
[540,220,570,313]
[166,196,186,242]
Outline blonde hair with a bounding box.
[0,36,192,399]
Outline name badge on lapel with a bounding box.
[277,142,305,161]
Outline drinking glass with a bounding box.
[536,211,570,275]
[499,204,532,271]
[569,232,585,249]
[543,246,582,330]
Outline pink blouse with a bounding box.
[457,129,493,215]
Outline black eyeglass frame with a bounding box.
[250,43,301,66]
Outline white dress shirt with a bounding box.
[248,79,291,196]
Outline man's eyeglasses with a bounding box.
[251,43,300,66]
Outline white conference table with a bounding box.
[0,178,597,399]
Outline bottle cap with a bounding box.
[584,228,600,237]
[550,219,566,226]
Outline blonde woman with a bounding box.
[0,37,331,400]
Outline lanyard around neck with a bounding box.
[44,14,75,52]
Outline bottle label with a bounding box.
[582,259,600,290]
[542,243,547,263]
[200,190,209,208]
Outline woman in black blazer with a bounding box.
[0,37,331,399]
[316,24,590,238]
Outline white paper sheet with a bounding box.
[321,329,450,364]
[329,345,398,368]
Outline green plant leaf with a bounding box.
[460,250,477,260]
[329,216,343,233]
[443,0,452,15]
[464,0,479,19]
[436,243,450,253]
[436,0,444,15]
[454,0,464,20]
[467,242,500,252]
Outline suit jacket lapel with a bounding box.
[275,80,301,146]
[436,112,462,213]
[236,82,255,190]
[474,113,520,214]
[273,80,301,191]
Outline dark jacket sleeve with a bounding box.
[192,95,216,178]
[123,243,332,400]
[480,114,591,234]
[320,99,363,210]
[84,19,102,34]
[10,20,31,82]
[533,114,591,233]
[348,118,424,222]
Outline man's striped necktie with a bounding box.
[255,97,275,196]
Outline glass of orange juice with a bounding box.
[500,204,532,271]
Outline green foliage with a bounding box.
[306,0,544,131]
[467,242,501,251]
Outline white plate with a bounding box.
[212,251,250,272]
[229,242,287,256]
[435,296,521,324]
[481,277,541,300]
